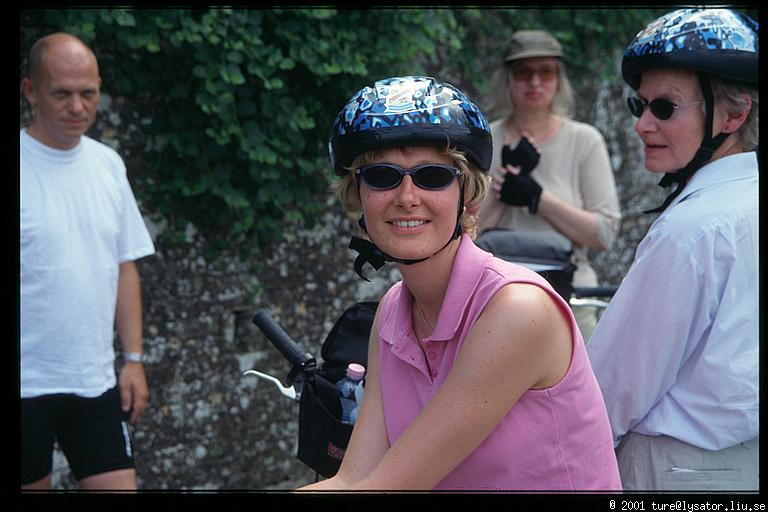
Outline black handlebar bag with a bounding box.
[475,229,576,302]
[297,301,377,477]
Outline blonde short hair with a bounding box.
[334,146,489,239]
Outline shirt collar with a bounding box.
[666,152,758,212]
[21,129,85,162]
[380,234,493,346]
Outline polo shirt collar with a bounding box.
[380,234,493,347]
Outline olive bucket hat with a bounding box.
[503,30,564,62]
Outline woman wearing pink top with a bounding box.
[299,76,620,491]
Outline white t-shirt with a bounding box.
[20,130,155,398]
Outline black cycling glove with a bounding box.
[501,136,540,175]
[500,172,542,214]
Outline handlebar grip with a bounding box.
[572,286,618,299]
[252,310,315,371]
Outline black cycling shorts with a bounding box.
[21,386,136,484]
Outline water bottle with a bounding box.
[336,363,365,424]
[349,379,365,424]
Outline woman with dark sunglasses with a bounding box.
[298,76,620,491]
[478,30,621,343]
[587,8,759,491]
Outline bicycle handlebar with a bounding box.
[572,286,618,299]
[252,309,316,384]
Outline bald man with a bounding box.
[20,33,155,490]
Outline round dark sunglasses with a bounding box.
[355,163,461,191]
[627,96,703,121]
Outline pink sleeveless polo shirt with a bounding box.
[377,235,621,490]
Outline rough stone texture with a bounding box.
[582,77,662,287]
[39,77,663,490]
[49,198,402,491]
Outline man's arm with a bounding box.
[115,260,149,424]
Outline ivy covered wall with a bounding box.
[20,7,718,489]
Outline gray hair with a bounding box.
[710,78,758,151]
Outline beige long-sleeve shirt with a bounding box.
[479,117,621,287]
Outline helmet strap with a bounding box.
[644,74,730,214]
[349,185,465,281]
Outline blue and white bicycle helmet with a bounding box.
[621,8,758,213]
[329,75,492,176]
[329,76,493,278]
[622,7,758,89]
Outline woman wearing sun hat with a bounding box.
[479,30,621,343]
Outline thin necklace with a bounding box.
[414,299,435,377]
[415,300,433,333]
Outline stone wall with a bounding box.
[43,76,663,490]
[50,198,405,490]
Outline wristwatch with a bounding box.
[123,352,147,363]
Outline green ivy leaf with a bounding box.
[21,6,668,262]
[227,64,245,85]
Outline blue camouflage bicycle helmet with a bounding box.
[329,76,492,176]
[329,76,493,279]
[622,8,758,89]
[621,8,758,214]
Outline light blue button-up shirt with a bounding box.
[588,152,758,451]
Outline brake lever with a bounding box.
[243,369,299,401]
